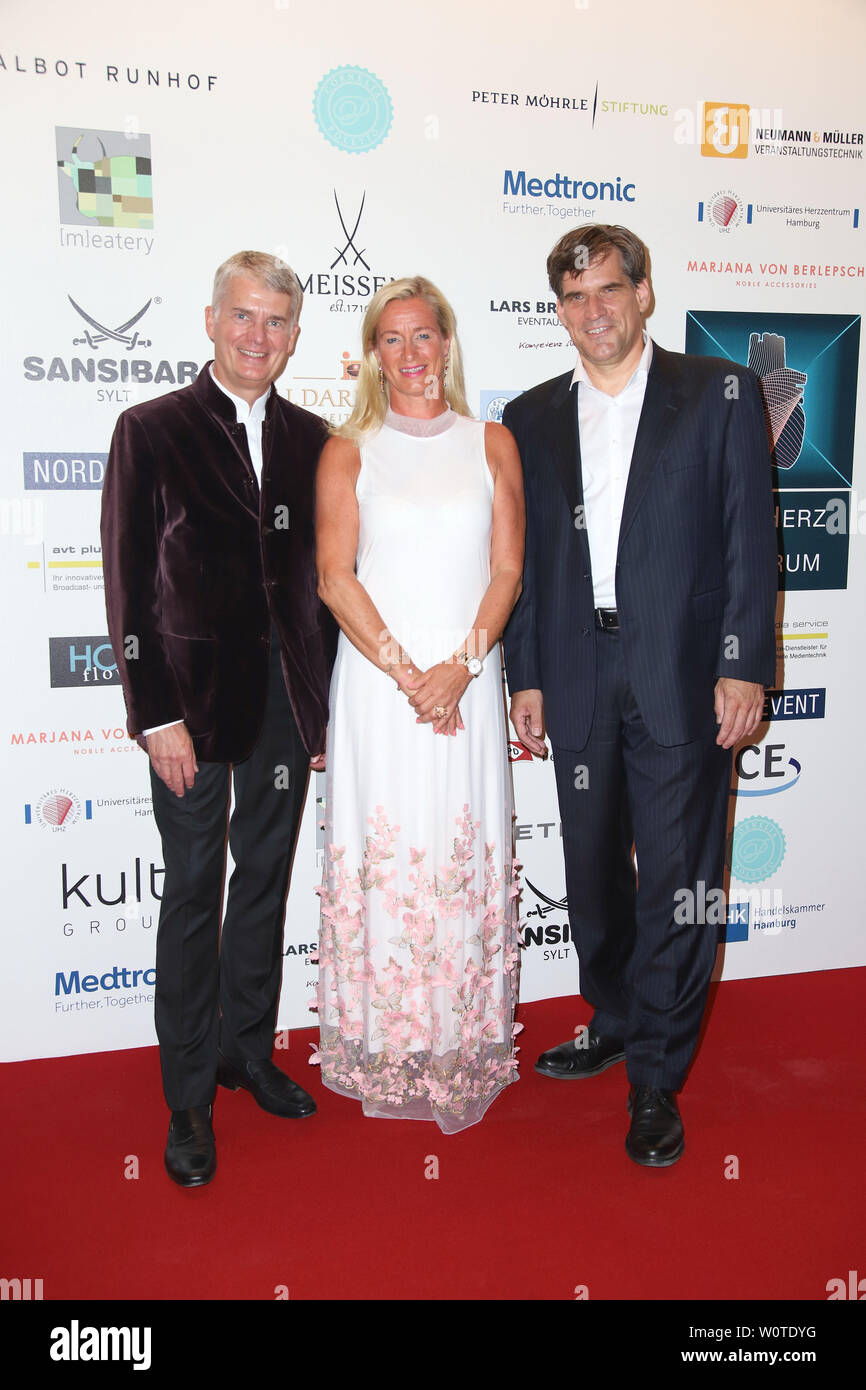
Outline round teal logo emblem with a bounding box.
[313,66,393,153]
[727,815,786,884]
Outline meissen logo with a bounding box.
[298,190,395,303]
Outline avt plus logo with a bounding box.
[25,789,92,830]
[56,127,153,231]
[701,102,751,159]
[49,636,117,687]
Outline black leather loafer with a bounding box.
[165,1105,216,1187]
[625,1085,684,1167]
[534,1028,626,1079]
[217,1056,316,1118]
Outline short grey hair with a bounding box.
[211,251,303,325]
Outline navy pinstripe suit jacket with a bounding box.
[502,342,778,750]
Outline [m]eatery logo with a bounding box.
[23,293,199,405]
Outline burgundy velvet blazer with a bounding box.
[100,364,336,762]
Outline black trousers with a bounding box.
[150,636,309,1110]
[552,629,732,1090]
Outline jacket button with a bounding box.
[582,627,590,637]
[583,572,591,581]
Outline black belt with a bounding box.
[595,608,619,631]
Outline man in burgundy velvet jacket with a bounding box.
[101,251,336,1188]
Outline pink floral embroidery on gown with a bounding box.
[315,410,520,1132]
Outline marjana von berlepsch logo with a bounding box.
[313,66,393,153]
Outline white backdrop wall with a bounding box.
[1,0,863,1062]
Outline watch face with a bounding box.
[467,657,483,676]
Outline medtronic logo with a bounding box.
[503,169,635,201]
[55,966,155,994]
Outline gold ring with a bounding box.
[432,705,448,718]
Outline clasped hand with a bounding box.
[397,661,470,736]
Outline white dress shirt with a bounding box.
[571,335,653,609]
[143,370,270,736]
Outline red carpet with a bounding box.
[2,969,863,1302]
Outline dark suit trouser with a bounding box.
[552,628,732,1090]
[150,636,309,1110]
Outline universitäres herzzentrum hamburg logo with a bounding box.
[56,127,153,229]
[313,67,392,153]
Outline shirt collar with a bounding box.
[570,333,653,395]
[209,364,271,424]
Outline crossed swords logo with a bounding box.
[525,878,569,919]
[329,190,370,272]
[68,295,153,350]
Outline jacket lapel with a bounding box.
[617,343,682,554]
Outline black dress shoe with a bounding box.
[217,1056,316,1118]
[535,1027,626,1079]
[625,1085,684,1167]
[164,1105,216,1188]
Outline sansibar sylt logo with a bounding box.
[56,128,153,229]
[313,67,392,153]
[25,789,92,830]
[701,102,750,159]
[727,816,786,883]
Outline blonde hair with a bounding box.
[336,276,472,441]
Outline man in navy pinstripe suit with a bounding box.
[503,225,777,1166]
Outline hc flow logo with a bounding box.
[49,636,117,687]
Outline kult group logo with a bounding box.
[56,127,153,229]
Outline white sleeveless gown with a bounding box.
[316,411,520,1132]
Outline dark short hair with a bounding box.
[547,224,649,299]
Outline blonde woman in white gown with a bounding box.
[315,277,525,1133]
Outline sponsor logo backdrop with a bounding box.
[1,0,863,1061]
